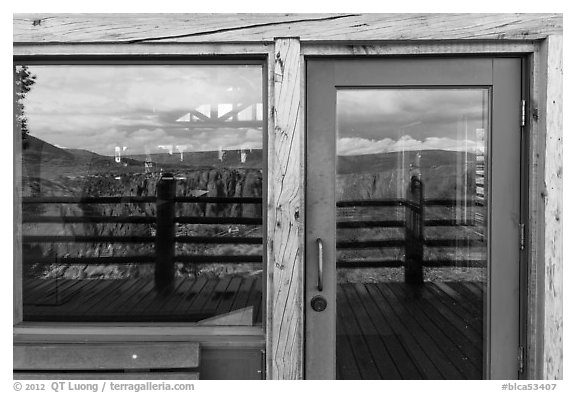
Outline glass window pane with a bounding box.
[16,64,264,324]
[336,89,488,379]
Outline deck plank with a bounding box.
[416,286,483,352]
[107,278,154,317]
[424,283,483,335]
[201,277,233,317]
[461,282,483,299]
[336,309,362,379]
[435,282,483,316]
[122,279,158,316]
[352,284,422,379]
[215,277,243,315]
[22,279,55,303]
[158,277,201,317]
[341,284,401,379]
[228,277,255,313]
[446,282,482,305]
[43,279,84,306]
[102,278,149,316]
[363,284,443,379]
[37,279,107,318]
[142,278,190,318]
[24,279,80,306]
[82,280,136,317]
[376,283,464,379]
[387,283,481,378]
[185,279,219,319]
[245,275,262,324]
[169,277,209,317]
[336,285,380,379]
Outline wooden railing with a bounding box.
[22,173,484,288]
[22,173,263,290]
[336,175,486,285]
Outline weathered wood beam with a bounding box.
[13,14,562,44]
[302,41,539,56]
[542,35,563,380]
[12,42,273,57]
[267,38,304,380]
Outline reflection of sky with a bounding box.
[337,89,488,155]
[21,65,263,156]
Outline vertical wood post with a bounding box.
[155,173,176,290]
[267,38,304,379]
[405,176,424,285]
[542,35,563,380]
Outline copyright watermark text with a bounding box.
[502,383,557,391]
[13,381,195,393]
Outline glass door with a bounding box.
[306,58,521,379]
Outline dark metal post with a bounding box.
[155,173,176,290]
[405,176,424,285]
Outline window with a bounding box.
[15,62,265,324]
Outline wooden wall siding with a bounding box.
[543,35,563,380]
[13,14,562,44]
[267,38,304,380]
[12,13,564,381]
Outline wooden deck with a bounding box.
[23,275,263,323]
[23,277,482,379]
[337,281,484,380]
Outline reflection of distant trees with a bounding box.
[14,65,37,147]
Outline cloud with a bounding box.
[337,135,483,156]
[337,89,488,141]
[21,65,264,155]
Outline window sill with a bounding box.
[14,323,265,348]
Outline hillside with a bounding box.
[338,149,477,174]
[22,134,263,179]
[127,149,263,169]
[337,149,479,200]
[22,135,143,179]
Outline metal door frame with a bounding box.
[305,57,524,380]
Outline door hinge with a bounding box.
[518,346,525,374]
[519,223,526,250]
[521,100,527,127]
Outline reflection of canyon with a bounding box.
[336,147,486,285]
[22,135,263,280]
[338,149,478,200]
[22,134,483,283]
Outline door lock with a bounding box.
[311,295,327,312]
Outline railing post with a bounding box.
[405,176,424,285]
[155,173,176,290]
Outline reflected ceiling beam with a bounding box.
[164,121,263,129]
[218,102,253,121]
[172,102,263,129]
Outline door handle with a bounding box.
[316,238,324,291]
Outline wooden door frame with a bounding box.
[13,30,562,379]
[296,40,562,380]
